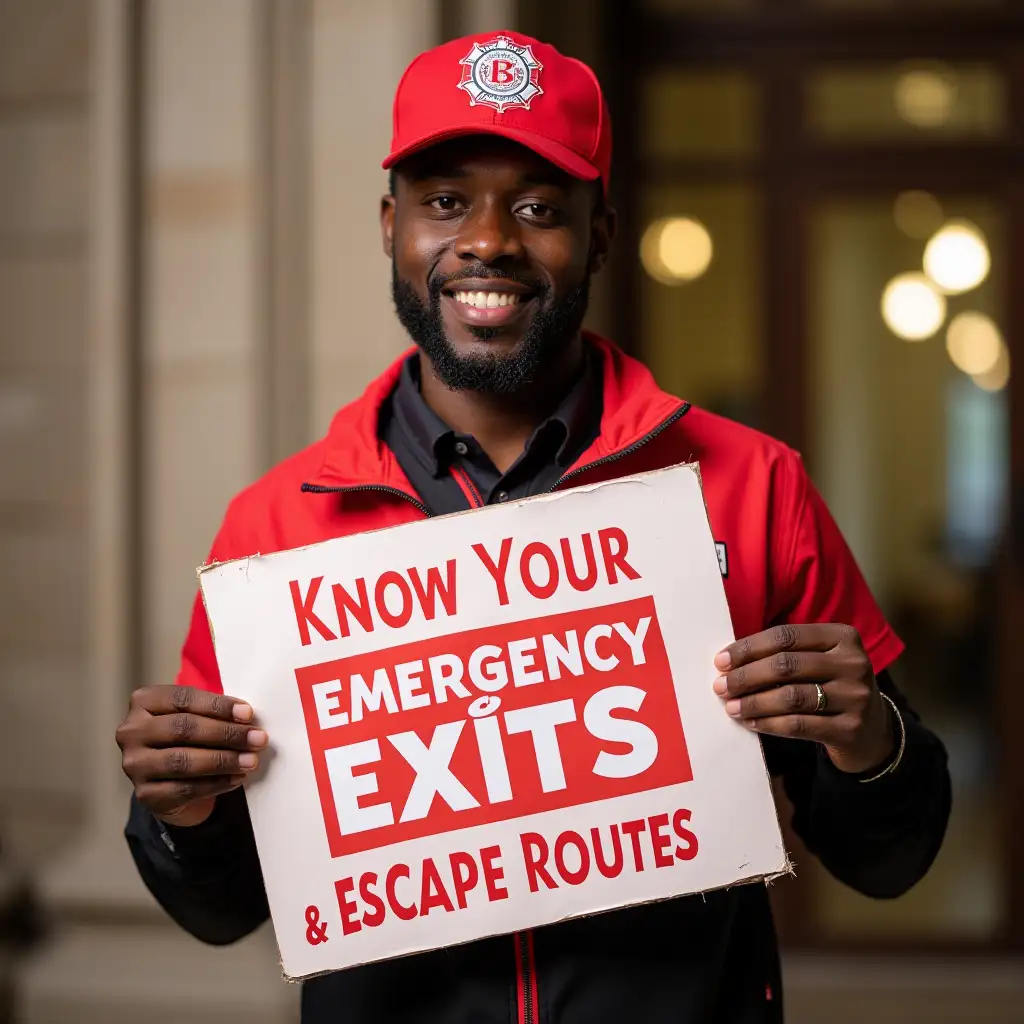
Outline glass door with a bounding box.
[611,0,1024,950]
[805,189,1009,942]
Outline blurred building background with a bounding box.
[0,0,1022,1021]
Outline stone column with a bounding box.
[16,2,437,1020]
[16,3,299,1021]
[10,0,140,915]
[0,0,93,865]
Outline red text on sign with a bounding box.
[520,808,699,891]
[334,843,508,936]
[329,806,700,933]
[288,527,641,646]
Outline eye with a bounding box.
[517,202,558,223]
[428,195,463,213]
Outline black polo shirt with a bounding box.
[380,351,603,515]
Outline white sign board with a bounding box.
[199,464,787,979]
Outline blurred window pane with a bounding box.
[808,63,1007,141]
[806,196,1008,940]
[639,184,762,427]
[642,71,759,159]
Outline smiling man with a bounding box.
[118,31,951,1024]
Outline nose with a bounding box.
[454,199,523,264]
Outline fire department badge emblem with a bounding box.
[458,35,544,114]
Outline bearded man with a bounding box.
[118,31,950,1024]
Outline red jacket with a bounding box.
[130,336,957,1024]
[179,333,900,695]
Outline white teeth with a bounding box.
[453,290,521,309]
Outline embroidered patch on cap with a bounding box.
[458,35,543,114]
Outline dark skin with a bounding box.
[713,623,894,774]
[116,686,264,826]
[381,137,614,472]
[117,138,895,829]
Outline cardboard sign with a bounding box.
[199,464,787,979]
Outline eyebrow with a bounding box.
[403,166,469,183]
[402,167,574,191]
[520,170,574,190]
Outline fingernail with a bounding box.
[713,675,728,696]
[233,703,254,722]
[239,753,258,769]
[725,699,741,717]
[714,650,732,670]
[247,729,268,748]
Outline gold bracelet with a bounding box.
[859,692,906,783]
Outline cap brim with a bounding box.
[383,124,600,184]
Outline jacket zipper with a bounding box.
[300,482,432,516]
[514,930,538,1024]
[450,465,485,508]
[548,401,690,492]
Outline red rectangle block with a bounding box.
[295,597,693,858]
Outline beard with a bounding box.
[391,260,590,395]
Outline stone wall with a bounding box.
[0,0,93,849]
[5,2,448,1020]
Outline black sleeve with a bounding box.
[762,668,952,899]
[125,787,270,945]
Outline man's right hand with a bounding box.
[117,685,268,827]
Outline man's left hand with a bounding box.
[713,624,895,775]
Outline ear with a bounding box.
[381,194,396,258]
[588,204,617,274]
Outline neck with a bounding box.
[418,336,585,474]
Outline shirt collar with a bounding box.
[389,349,600,478]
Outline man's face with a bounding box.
[381,137,615,394]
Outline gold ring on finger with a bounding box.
[813,682,829,714]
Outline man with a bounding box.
[118,31,950,1024]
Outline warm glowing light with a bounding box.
[641,217,714,285]
[895,68,957,128]
[974,341,1010,392]
[924,219,991,294]
[881,273,947,341]
[893,191,944,239]
[946,312,1003,376]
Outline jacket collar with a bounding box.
[307,332,687,491]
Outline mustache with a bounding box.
[427,264,545,301]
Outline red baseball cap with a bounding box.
[383,31,612,194]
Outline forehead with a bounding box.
[395,136,579,191]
